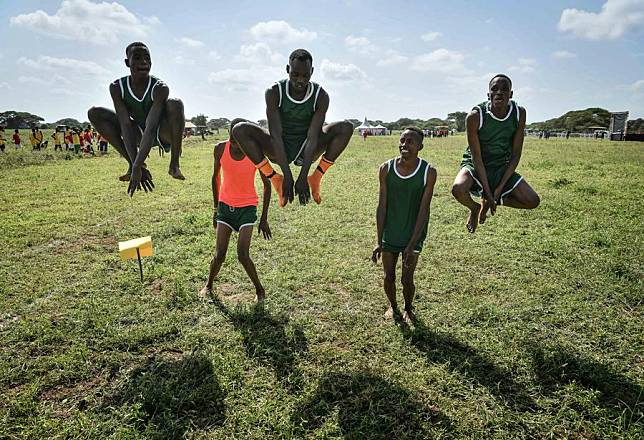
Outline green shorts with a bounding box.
[215,202,257,232]
[137,124,171,153]
[282,135,307,165]
[460,160,523,205]
[381,237,424,254]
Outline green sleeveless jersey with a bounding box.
[462,100,520,169]
[117,75,163,129]
[382,157,431,252]
[276,79,321,163]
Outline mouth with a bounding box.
[399,148,409,154]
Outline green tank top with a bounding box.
[276,79,321,144]
[382,157,430,251]
[118,75,162,129]
[463,100,519,169]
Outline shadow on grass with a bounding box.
[291,371,455,439]
[210,295,308,392]
[531,345,644,429]
[107,352,226,439]
[401,317,536,412]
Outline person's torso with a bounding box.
[475,100,519,167]
[219,141,259,207]
[383,157,430,243]
[73,133,80,144]
[276,79,321,140]
[118,75,161,128]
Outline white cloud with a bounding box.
[249,20,317,44]
[9,0,155,45]
[18,74,72,87]
[209,50,222,61]
[632,79,644,91]
[17,56,110,77]
[508,58,537,73]
[173,55,195,65]
[552,50,577,59]
[410,49,470,75]
[208,66,282,92]
[376,50,408,66]
[236,42,283,64]
[320,59,367,82]
[421,32,442,41]
[0,82,11,90]
[177,37,205,48]
[345,35,377,54]
[558,0,644,40]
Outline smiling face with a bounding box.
[286,58,313,94]
[399,129,423,160]
[487,76,513,111]
[125,45,151,79]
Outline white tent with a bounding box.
[356,117,372,134]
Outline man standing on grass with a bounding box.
[451,74,540,233]
[372,127,437,324]
[232,49,353,207]
[88,42,186,196]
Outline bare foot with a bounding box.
[118,173,130,182]
[466,203,481,233]
[479,198,489,225]
[384,306,395,319]
[169,167,186,180]
[198,286,211,299]
[255,289,265,303]
[402,309,416,325]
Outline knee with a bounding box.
[87,106,102,123]
[528,193,541,209]
[214,250,227,263]
[401,275,414,289]
[339,120,354,137]
[451,182,466,198]
[231,122,252,143]
[384,272,395,285]
[166,98,185,119]
[237,250,251,264]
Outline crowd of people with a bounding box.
[0,126,110,155]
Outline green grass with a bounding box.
[0,134,642,439]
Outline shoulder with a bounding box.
[379,159,393,174]
[425,163,437,181]
[213,141,226,158]
[265,84,280,102]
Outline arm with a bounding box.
[372,163,389,263]
[297,89,328,181]
[265,86,294,203]
[258,173,272,240]
[210,142,224,229]
[494,106,526,200]
[466,109,495,212]
[133,83,169,168]
[109,81,138,163]
[404,167,437,263]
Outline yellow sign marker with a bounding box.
[118,236,153,281]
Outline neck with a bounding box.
[130,73,150,84]
[288,81,307,99]
[490,102,509,118]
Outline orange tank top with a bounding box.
[219,141,259,207]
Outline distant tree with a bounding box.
[527,108,611,132]
[347,119,361,128]
[191,114,208,126]
[0,111,45,129]
[628,118,644,133]
[257,119,268,128]
[207,117,230,129]
[447,111,467,131]
[54,118,83,128]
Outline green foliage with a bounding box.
[0,134,642,438]
[527,108,611,131]
[191,114,208,126]
[207,117,230,129]
[447,111,468,132]
[54,118,84,129]
[0,110,45,129]
[628,118,644,133]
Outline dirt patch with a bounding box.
[40,373,107,417]
[50,235,117,255]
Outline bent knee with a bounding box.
[237,252,251,263]
[231,122,254,141]
[451,183,467,198]
[401,276,414,288]
[528,193,541,209]
[339,120,354,136]
[384,274,395,284]
[87,106,108,123]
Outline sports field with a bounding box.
[0,134,642,439]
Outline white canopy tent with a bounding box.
[356,118,389,136]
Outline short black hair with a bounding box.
[289,49,313,65]
[403,126,424,143]
[126,42,149,57]
[229,118,248,132]
[489,74,512,89]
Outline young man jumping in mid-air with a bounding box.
[451,74,540,233]
[232,49,353,207]
[88,42,185,196]
[200,119,272,303]
[372,127,437,324]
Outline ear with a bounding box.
[311,66,314,76]
[509,90,513,99]
[418,143,424,151]
[487,91,491,101]
[286,64,290,74]
[125,58,130,68]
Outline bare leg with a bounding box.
[87,106,140,180]
[451,168,481,233]
[401,252,420,324]
[382,251,399,319]
[200,223,233,297]
[158,98,185,180]
[236,226,265,302]
[501,180,540,209]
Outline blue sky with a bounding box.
[1,0,643,124]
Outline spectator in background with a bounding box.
[98,133,108,153]
[0,127,5,153]
[52,130,62,151]
[65,128,73,151]
[72,129,81,154]
[30,128,39,150]
[13,129,21,149]
[36,128,46,149]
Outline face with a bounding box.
[286,58,313,93]
[399,130,422,158]
[125,46,151,77]
[488,77,512,109]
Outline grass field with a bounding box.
[0,133,642,439]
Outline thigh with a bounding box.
[503,179,539,206]
[453,167,474,189]
[237,226,254,255]
[215,222,233,253]
[401,252,419,279]
[382,251,399,277]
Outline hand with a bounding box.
[371,244,382,263]
[258,218,272,240]
[282,172,295,205]
[402,246,414,268]
[140,167,154,192]
[484,190,497,215]
[493,187,503,206]
[128,165,154,197]
[294,174,310,205]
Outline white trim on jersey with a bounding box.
[486,100,514,122]
[118,78,125,100]
[313,85,322,111]
[276,82,283,108]
[285,81,314,104]
[393,157,424,180]
[151,81,160,101]
[127,76,152,103]
[423,163,430,186]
